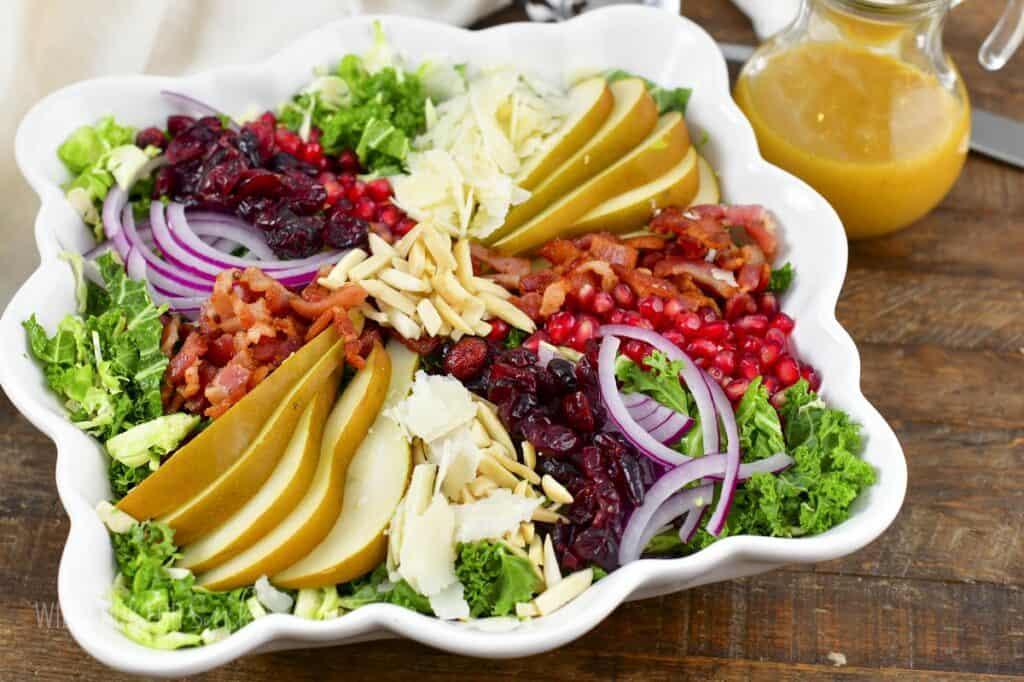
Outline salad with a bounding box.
[25,23,875,648]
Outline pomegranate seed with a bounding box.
[663,330,687,348]
[522,331,549,353]
[569,316,598,351]
[346,181,366,203]
[637,296,665,328]
[486,319,510,343]
[623,340,650,364]
[354,198,376,221]
[759,292,780,317]
[623,311,653,330]
[611,283,636,309]
[366,178,392,202]
[547,311,577,345]
[339,149,360,171]
[686,338,718,359]
[775,356,800,386]
[259,111,277,128]
[575,283,597,311]
[663,298,687,320]
[323,180,344,206]
[338,172,357,187]
[739,354,760,380]
[725,293,758,321]
[763,375,780,395]
[377,205,401,228]
[706,365,726,385]
[698,307,719,324]
[275,128,301,156]
[674,311,702,336]
[734,314,770,338]
[712,349,736,375]
[608,309,626,325]
[740,336,763,354]
[770,391,788,409]
[771,313,796,334]
[724,379,750,401]
[308,126,322,143]
[765,327,788,348]
[592,292,615,316]
[700,319,729,342]
[759,341,782,368]
[394,217,417,237]
[802,366,822,391]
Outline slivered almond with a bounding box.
[485,445,541,485]
[386,307,422,340]
[394,223,424,257]
[379,267,431,293]
[459,484,476,504]
[543,535,561,587]
[361,280,417,316]
[319,248,368,288]
[479,456,519,489]
[368,232,396,258]
[472,276,513,299]
[433,271,472,308]
[407,241,427,277]
[422,224,457,270]
[531,506,565,524]
[347,253,391,281]
[454,239,476,292]
[513,479,529,498]
[522,441,537,470]
[541,475,574,505]
[416,299,443,337]
[470,420,491,448]
[533,568,593,616]
[475,402,515,455]
[461,299,486,329]
[516,602,539,619]
[468,476,498,498]
[473,321,493,337]
[389,256,411,274]
[480,292,536,332]
[521,522,535,544]
[359,304,389,325]
[432,295,474,334]
[529,535,543,566]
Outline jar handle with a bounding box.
[974,0,1024,70]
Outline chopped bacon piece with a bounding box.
[290,283,367,319]
[540,280,570,318]
[205,357,253,418]
[512,292,543,322]
[571,260,618,291]
[471,242,531,280]
[167,331,207,384]
[160,316,181,357]
[612,264,679,300]
[539,239,583,266]
[520,270,558,293]
[654,257,738,299]
[586,233,638,269]
[623,235,668,251]
[397,332,444,356]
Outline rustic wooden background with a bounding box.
[2,2,1022,680]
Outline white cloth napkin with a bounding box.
[0,0,504,302]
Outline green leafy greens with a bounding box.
[279,22,427,174]
[616,350,707,456]
[337,565,432,614]
[110,521,253,649]
[769,262,794,293]
[604,69,692,115]
[455,541,540,618]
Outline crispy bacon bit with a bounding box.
[520,270,558,293]
[471,242,531,280]
[513,292,543,322]
[572,261,618,291]
[397,332,444,356]
[585,233,638,269]
[160,316,181,357]
[539,239,583,266]
[654,257,738,299]
[623,235,668,251]
[162,267,368,419]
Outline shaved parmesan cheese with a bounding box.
[390,371,476,442]
[399,493,458,596]
[429,581,471,620]
[429,426,483,499]
[452,489,542,543]
[711,267,739,287]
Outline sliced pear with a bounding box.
[176,381,335,572]
[158,340,348,545]
[197,343,391,591]
[690,154,720,205]
[272,340,419,589]
[515,77,614,191]
[494,112,692,255]
[117,327,340,520]
[569,147,699,234]
[485,78,658,243]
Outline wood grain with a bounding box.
[1,2,1023,680]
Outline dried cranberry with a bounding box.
[152,165,176,198]
[521,420,579,457]
[546,358,578,394]
[607,452,646,506]
[443,337,490,380]
[570,526,619,572]
[166,115,196,137]
[136,126,167,150]
[323,211,369,250]
[264,210,323,259]
[561,391,595,432]
[165,116,222,164]
[266,152,318,177]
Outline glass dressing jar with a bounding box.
[734,0,1024,239]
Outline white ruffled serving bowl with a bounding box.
[2,7,906,676]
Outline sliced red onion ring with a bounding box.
[704,452,795,481]
[678,503,708,544]
[636,410,672,432]
[628,400,662,424]
[599,325,718,454]
[126,247,205,319]
[183,218,276,260]
[121,205,208,296]
[597,336,690,467]
[149,201,218,281]
[622,393,649,408]
[618,455,728,565]
[624,483,715,564]
[161,90,238,130]
[703,373,740,537]
[648,411,693,444]
[102,186,130,258]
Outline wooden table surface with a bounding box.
[2,3,1022,680]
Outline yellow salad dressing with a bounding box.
[735,42,970,239]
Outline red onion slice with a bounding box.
[121,206,208,296]
[648,411,693,444]
[149,202,218,281]
[161,90,238,130]
[704,452,795,481]
[102,186,130,258]
[628,400,663,424]
[618,455,728,565]
[622,392,650,408]
[624,483,715,564]
[678,503,707,544]
[703,373,740,537]
[126,247,205,319]
[598,335,690,467]
[599,325,718,455]
[183,218,277,260]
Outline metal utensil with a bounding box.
[719,41,1024,169]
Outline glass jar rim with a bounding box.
[825,0,950,16]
